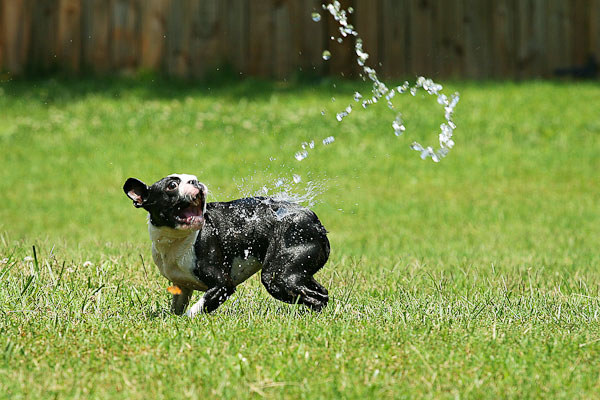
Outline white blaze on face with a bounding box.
[168,173,205,199]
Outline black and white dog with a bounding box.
[123,174,330,317]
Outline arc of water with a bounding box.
[312,1,460,163]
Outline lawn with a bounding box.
[0,76,599,399]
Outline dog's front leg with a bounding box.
[171,286,193,315]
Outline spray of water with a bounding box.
[239,2,459,205]
[305,1,460,163]
[234,173,326,207]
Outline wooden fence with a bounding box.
[1,0,599,80]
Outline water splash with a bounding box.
[235,174,326,207]
[320,1,460,162]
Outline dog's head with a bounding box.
[123,174,207,231]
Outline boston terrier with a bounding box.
[123,174,330,317]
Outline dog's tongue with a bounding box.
[180,207,199,219]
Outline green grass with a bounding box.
[0,77,599,399]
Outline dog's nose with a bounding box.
[190,180,206,193]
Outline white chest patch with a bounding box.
[231,256,263,285]
[148,223,208,291]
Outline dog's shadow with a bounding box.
[141,299,324,321]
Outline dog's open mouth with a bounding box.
[175,196,205,229]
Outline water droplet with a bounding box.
[322,50,332,61]
[348,6,354,13]
[323,136,335,145]
[392,116,405,136]
[321,110,326,115]
[311,12,321,22]
[410,143,424,152]
[293,174,302,183]
[295,150,308,161]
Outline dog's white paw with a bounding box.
[185,298,205,318]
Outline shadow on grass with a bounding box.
[1,70,581,110]
[0,69,373,105]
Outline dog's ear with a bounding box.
[123,178,149,208]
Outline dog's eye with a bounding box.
[167,181,178,191]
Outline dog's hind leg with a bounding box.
[261,241,330,311]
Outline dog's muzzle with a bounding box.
[175,190,205,230]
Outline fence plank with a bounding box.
[380,0,409,80]
[463,0,493,78]
[81,0,110,73]
[355,0,380,74]
[544,0,562,74]
[531,0,548,77]
[296,0,326,76]
[29,0,59,73]
[572,0,590,65]
[515,0,532,78]
[286,0,305,77]
[110,0,138,72]
[325,0,355,77]
[9,0,31,75]
[561,0,573,73]
[0,0,4,71]
[221,0,248,75]
[247,0,274,77]
[491,0,515,78]
[57,0,81,73]
[273,0,293,79]
[429,0,443,78]
[591,0,600,61]
[436,0,464,78]
[139,0,170,70]
[516,0,546,78]
[409,0,435,77]
[164,0,190,77]
[187,0,221,79]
